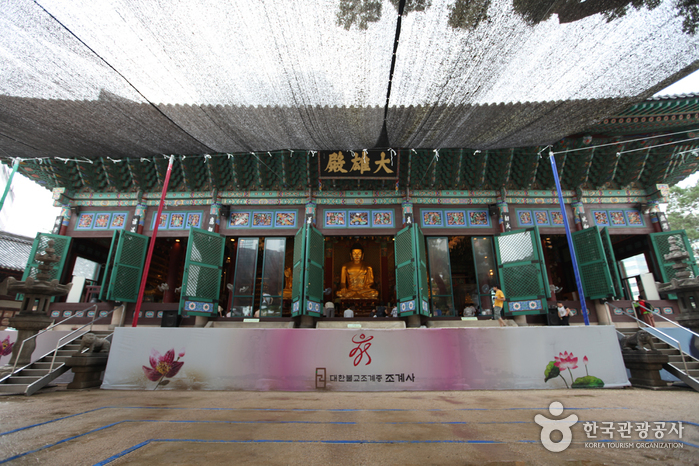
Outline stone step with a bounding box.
[19,369,51,377]
[0,384,29,393]
[7,375,41,384]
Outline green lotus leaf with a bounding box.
[544,361,560,382]
[571,376,604,388]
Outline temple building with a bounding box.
[5,92,697,328]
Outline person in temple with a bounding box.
[336,243,379,299]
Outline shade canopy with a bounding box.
[1,0,698,163]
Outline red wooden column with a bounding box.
[133,155,175,326]
[163,239,184,303]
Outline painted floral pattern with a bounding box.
[609,211,626,225]
[187,213,201,228]
[326,211,345,226]
[111,213,126,228]
[423,212,442,226]
[535,211,548,225]
[78,214,93,229]
[157,213,168,228]
[1,335,14,356]
[626,211,643,225]
[275,212,295,226]
[373,212,392,226]
[143,348,185,389]
[446,212,465,226]
[593,211,608,225]
[551,212,564,225]
[95,214,110,228]
[519,211,532,225]
[170,213,185,228]
[469,211,488,226]
[349,212,369,226]
[230,212,250,227]
[253,213,272,226]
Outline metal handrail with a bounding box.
[612,304,690,375]
[10,305,97,374]
[49,307,115,372]
[636,302,699,339]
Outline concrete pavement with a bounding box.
[0,386,697,465]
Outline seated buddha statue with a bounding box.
[283,267,293,299]
[336,244,379,299]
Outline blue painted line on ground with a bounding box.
[0,421,124,464]
[0,407,108,437]
[93,440,152,466]
[127,419,356,425]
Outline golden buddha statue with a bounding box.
[283,267,293,299]
[336,243,378,299]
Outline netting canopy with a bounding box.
[0,0,697,160]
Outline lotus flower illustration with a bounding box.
[545,351,603,389]
[143,348,185,389]
[0,336,13,356]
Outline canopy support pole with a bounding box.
[0,159,19,214]
[133,155,175,327]
[549,152,590,325]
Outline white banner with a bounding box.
[102,326,629,391]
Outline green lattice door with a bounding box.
[571,227,615,300]
[290,223,324,317]
[100,230,148,302]
[291,225,305,316]
[99,231,119,301]
[19,233,71,302]
[601,228,624,299]
[494,228,547,302]
[650,230,699,282]
[394,224,429,316]
[179,227,225,316]
[304,225,324,316]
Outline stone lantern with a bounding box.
[0,240,72,367]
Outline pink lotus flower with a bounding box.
[143,349,184,383]
[0,336,13,356]
[554,351,578,370]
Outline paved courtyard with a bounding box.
[0,387,697,465]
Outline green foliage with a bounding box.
[544,361,560,382]
[571,375,604,388]
[667,185,699,245]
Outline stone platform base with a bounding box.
[65,354,109,389]
[206,321,294,329]
[426,319,516,328]
[316,321,406,329]
[622,350,669,389]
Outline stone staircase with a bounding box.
[0,330,112,395]
[618,327,699,392]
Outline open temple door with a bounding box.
[571,227,617,300]
[99,230,149,302]
[394,224,429,316]
[494,228,549,315]
[19,233,72,302]
[291,223,324,317]
[179,227,225,317]
[600,227,624,299]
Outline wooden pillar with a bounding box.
[380,242,389,303]
[163,240,184,303]
[324,239,333,302]
[208,202,221,233]
[131,202,147,235]
[58,204,71,236]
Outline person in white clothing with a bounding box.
[343,307,354,318]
